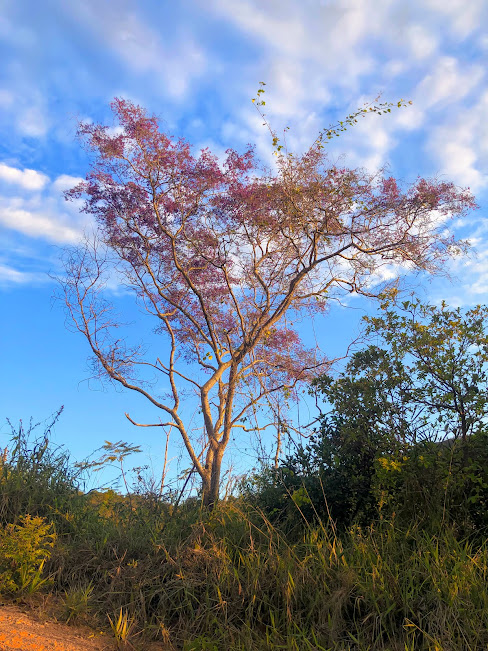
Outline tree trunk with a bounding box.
[202,451,224,510]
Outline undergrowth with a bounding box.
[1,414,488,650]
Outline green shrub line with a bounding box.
[1,414,488,650]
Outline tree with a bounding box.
[308,299,488,526]
[254,344,417,530]
[362,298,488,444]
[60,98,475,507]
[249,300,488,530]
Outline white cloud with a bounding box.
[405,24,438,60]
[17,105,49,138]
[354,121,393,172]
[224,0,376,69]
[0,263,39,285]
[0,163,49,191]
[0,202,81,243]
[439,142,482,188]
[52,174,84,193]
[443,247,488,304]
[0,83,50,139]
[210,0,306,57]
[383,59,407,78]
[201,0,487,178]
[393,104,424,131]
[416,57,484,109]
[65,2,207,100]
[427,90,488,191]
[200,0,449,170]
[423,0,486,39]
[0,169,89,244]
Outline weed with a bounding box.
[0,514,55,595]
[107,608,137,649]
[62,581,94,623]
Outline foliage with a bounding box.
[62,581,94,623]
[107,607,137,649]
[59,97,475,506]
[0,514,56,595]
[374,430,488,531]
[2,421,488,648]
[0,407,84,527]
[242,413,392,531]
[363,297,488,442]
[248,299,488,532]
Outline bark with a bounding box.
[202,448,224,509]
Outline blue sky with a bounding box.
[1,0,487,489]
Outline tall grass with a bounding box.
[1,417,488,649]
[0,408,82,526]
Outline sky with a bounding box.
[0,0,487,491]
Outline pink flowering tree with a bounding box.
[60,99,476,507]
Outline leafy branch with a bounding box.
[252,81,412,155]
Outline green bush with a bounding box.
[375,430,488,533]
[242,412,398,532]
[245,426,488,536]
[0,514,56,595]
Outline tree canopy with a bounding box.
[361,297,488,443]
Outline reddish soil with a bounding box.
[0,605,113,651]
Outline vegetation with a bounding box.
[2,299,488,649]
[1,416,488,650]
[246,299,488,532]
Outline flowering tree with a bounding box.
[60,98,476,507]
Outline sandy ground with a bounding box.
[0,604,114,651]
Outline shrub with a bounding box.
[375,430,488,533]
[0,514,56,595]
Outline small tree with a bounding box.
[252,301,488,529]
[60,98,475,507]
[363,298,488,444]
[312,299,488,525]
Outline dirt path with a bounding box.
[0,605,113,651]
